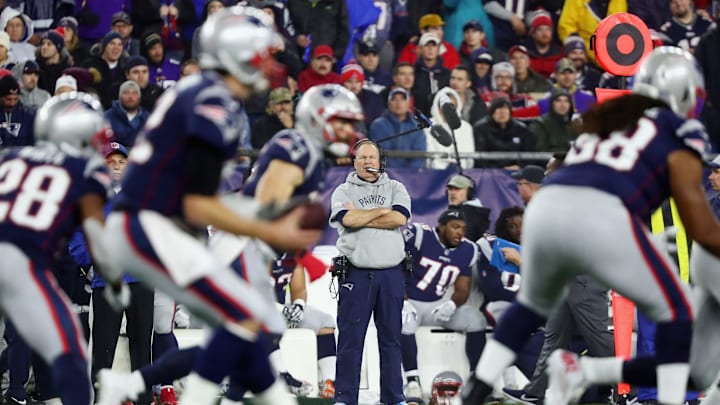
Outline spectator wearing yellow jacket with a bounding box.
[557,0,627,64]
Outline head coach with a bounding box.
[329,139,412,405]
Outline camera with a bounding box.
[331,255,349,282]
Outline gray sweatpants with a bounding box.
[524,275,614,398]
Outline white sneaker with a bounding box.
[547,349,589,405]
[403,379,424,404]
[95,369,138,405]
[701,384,720,405]
[279,372,313,397]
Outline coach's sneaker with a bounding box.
[404,379,424,405]
[280,372,313,397]
[547,349,589,405]
[319,379,335,399]
[502,387,544,405]
[154,385,178,405]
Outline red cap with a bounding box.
[340,63,364,83]
[530,13,553,31]
[508,44,529,57]
[312,45,335,61]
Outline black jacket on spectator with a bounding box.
[83,55,127,109]
[37,53,72,94]
[140,83,163,112]
[358,89,385,132]
[473,117,536,168]
[627,0,671,30]
[130,0,163,38]
[696,27,720,151]
[274,42,304,80]
[251,113,287,150]
[462,90,489,126]
[412,58,450,116]
[287,0,350,62]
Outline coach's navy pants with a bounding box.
[334,265,405,405]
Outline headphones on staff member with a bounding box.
[351,139,386,173]
[446,173,476,199]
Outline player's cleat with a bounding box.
[319,379,335,399]
[3,396,27,405]
[502,387,544,405]
[95,369,141,405]
[460,373,493,405]
[154,385,179,405]
[280,372,313,397]
[404,379,425,405]
[547,349,589,405]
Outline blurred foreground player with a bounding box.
[462,46,720,405]
[99,6,321,405]
[0,92,128,405]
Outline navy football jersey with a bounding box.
[546,108,708,220]
[403,222,479,302]
[271,252,296,304]
[242,129,325,199]
[0,143,110,261]
[118,72,243,217]
[660,16,715,51]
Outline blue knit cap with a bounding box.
[101,31,123,52]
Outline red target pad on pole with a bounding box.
[593,13,652,76]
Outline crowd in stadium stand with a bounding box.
[0,0,717,163]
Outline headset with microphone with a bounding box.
[351,139,386,173]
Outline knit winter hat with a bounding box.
[564,34,586,55]
[58,16,78,32]
[125,56,148,72]
[340,63,364,83]
[529,11,553,32]
[101,31,123,52]
[43,30,64,53]
[0,75,19,97]
[492,62,515,78]
[62,67,93,92]
[55,75,77,93]
[119,80,141,96]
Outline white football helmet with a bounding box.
[295,84,364,156]
[34,92,109,150]
[632,46,705,118]
[431,371,463,405]
[198,5,280,92]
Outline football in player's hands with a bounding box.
[258,196,326,229]
[299,200,327,230]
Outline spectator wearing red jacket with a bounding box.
[397,13,461,70]
[522,11,564,79]
[298,45,341,93]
